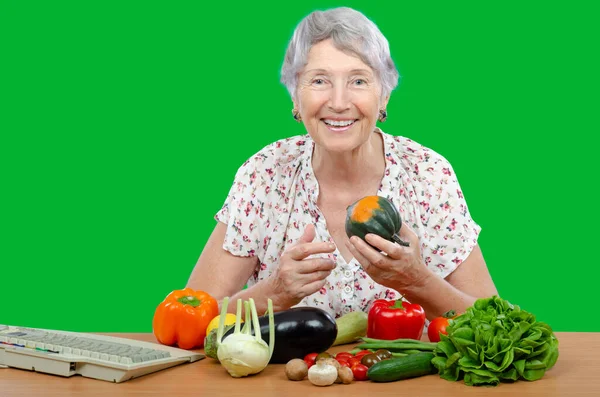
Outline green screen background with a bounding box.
[1,1,598,333]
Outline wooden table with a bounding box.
[1,332,599,396]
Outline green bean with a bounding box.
[355,342,436,351]
[360,337,434,345]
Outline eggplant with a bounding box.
[220,306,338,364]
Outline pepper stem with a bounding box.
[392,233,410,247]
[391,300,405,309]
[177,295,202,307]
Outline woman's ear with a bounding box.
[381,95,390,109]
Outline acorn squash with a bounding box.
[345,195,409,247]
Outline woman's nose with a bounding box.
[328,85,351,112]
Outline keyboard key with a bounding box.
[120,356,133,365]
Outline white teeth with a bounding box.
[324,119,355,127]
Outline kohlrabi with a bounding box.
[216,297,274,378]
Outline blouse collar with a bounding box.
[299,128,393,206]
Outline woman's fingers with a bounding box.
[364,233,407,259]
[302,278,329,297]
[298,258,336,274]
[345,237,374,270]
[287,241,336,261]
[297,223,317,244]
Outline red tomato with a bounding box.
[354,350,372,357]
[351,363,369,381]
[337,358,350,368]
[427,318,449,342]
[348,356,363,368]
[335,352,354,361]
[304,352,318,368]
[427,310,457,342]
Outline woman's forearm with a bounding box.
[397,272,478,320]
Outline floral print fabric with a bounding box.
[215,128,481,319]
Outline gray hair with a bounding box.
[280,7,400,100]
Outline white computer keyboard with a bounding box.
[0,324,204,383]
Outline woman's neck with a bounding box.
[312,131,385,191]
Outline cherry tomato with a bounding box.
[348,356,363,368]
[351,363,369,381]
[354,349,372,357]
[304,352,318,368]
[337,358,351,368]
[360,353,381,368]
[375,349,392,360]
[335,352,354,361]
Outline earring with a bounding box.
[292,109,302,122]
[378,109,387,122]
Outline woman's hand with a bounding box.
[266,224,337,310]
[345,223,433,291]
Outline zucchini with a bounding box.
[332,311,368,346]
[367,352,436,382]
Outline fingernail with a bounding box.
[328,243,336,250]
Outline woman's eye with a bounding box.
[313,78,325,85]
[353,79,366,86]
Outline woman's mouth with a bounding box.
[322,119,357,132]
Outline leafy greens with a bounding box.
[432,296,559,386]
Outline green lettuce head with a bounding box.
[432,296,559,386]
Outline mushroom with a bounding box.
[337,366,353,384]
[285,358,308,381]
[307,361,338,386]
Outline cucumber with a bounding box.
[367,352,436,382]
[332,311,368,346]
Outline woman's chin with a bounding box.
[316,135,365,153]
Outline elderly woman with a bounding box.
[187,7,498,320]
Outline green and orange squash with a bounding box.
[345,195,410,247]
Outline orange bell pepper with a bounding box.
[152,288,219,350]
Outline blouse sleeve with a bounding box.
[214,156,266,258]
[417,154,482,279]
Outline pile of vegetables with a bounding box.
[153,287,559,387]
[431,296,559,386]
[283,296,560,387]
[285,348,392,385]
[285,341,437,386]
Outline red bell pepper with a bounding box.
[367,299,426,340]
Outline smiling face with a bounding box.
[294,39,388,153]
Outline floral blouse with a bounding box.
[215,128,481,319]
